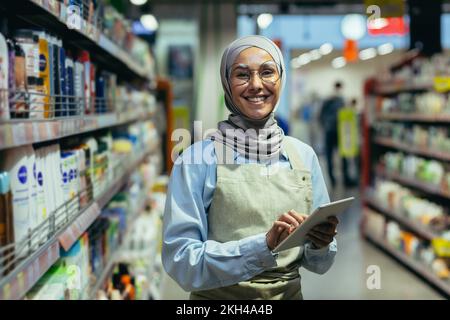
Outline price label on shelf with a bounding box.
[434,77,450,93]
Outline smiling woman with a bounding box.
[162,35,338,300]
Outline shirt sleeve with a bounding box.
[301,148,337,274]
[161,141,277,292]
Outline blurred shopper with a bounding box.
[319,81,354,188]
[162,36,338,300]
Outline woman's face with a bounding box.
[229,47,281,120]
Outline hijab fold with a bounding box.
[208,35,286,162]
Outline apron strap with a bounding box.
[213,141,236,165]
[282,136,307,171]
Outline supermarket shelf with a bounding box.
[377,167,450,200]
[0,241,59,300]
[0,111,153,151]
[58,150,152,251]
[365,234,450,298]
[375,83,434,96]
[364,193,439,241]
[0,1,149,81]
[376,113,450,123]
[374,137,450,162]
[87,193,147,299]
[0,149,152,300]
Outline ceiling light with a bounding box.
[130,0,147,5]
[332,57,346,69]
[319,43,333,55]
[378,43,394,55]
[297,53,311,65]
[257,14,273,30]
[359,48,377,60]
[309,49,321,61]
[140,14,159,32]
[341,14,366,41]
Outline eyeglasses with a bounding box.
[229,61,281,87]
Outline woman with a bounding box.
[162,35,338,300]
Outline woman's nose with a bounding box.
[247,73,264,90]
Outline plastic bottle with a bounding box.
[0,146,31,257]
[0,32,9,120]
[57,40,66,117]
[26,145,39,250]
[33,31,50,118]
[12,43,27,118]
[74,60,84,116]
[7,38,15,118]
[79,51,91,114]
[28,76,45,119]
[35,147,47,240]
[65,54,75,116]
[0,172,14,274]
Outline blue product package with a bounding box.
[95,76,105,113]
[58,46,66,117]
[66,57,75,116]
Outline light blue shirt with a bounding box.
[162,137,337,292]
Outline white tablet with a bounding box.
[273,197,355,253]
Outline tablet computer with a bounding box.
[273,197,354,253]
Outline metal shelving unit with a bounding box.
[0,148,154,300]
[364,193,439,241]
[374,137,450,162]
[362,54,450,298]
[365,234,450,298]
[376,166,450,200]
[0,1,150,82]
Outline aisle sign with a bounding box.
[338,107,359,158]
[365,0,405,18]
[433,77,450,93]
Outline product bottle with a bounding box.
[35,147,47,242]
[13,43,28,119]
[65,54,74,116]
[95,73,105,113]
[7,38,15,118]
[29,77,46,119]
[0,32,9,120]
[57,40,66,117]
[74,60,84,116]
[79,51,91,114]
[26,145,39,250]
[33,31,50,118]
[90,63,96,114]
[0,172,14,274]
[0,146,31,258]
[52,37,60,118]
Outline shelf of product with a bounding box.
[0,0,155,82]
[365,232,450,297]
[0,120,160,299]
[377,151,450,199]
[0,23,157,149]
[375,53,450,96]
[365,181,449,241]
[363,52,450,296]
[93,177,167,300]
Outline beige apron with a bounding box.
[190,137,313,300]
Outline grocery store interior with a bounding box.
[0,0,450,300]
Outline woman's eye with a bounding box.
[236,73,249,79]
[261,70,275,77]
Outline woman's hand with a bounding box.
[306,216,339,249]
[266,210,308,251]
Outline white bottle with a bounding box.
[0,146,31,257]
[35,147,48,241]
[26,145,39,250]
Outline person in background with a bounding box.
[319,81,354,188]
